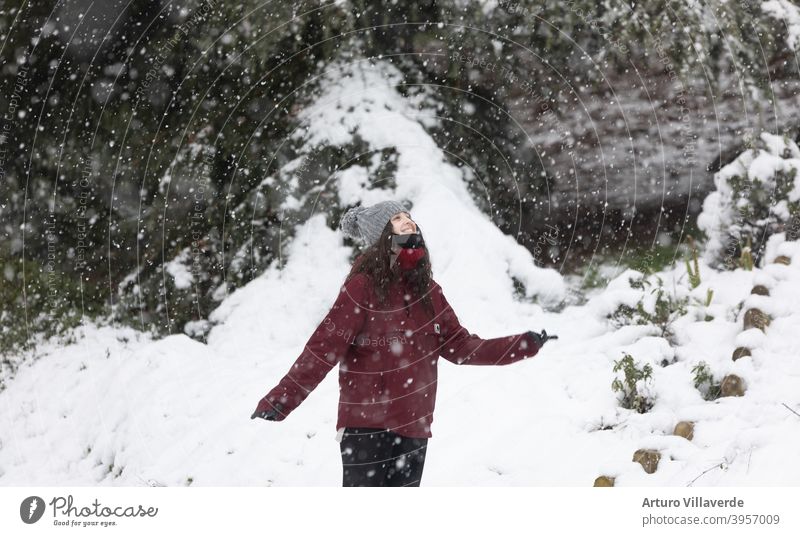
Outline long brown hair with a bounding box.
[346,220,435,317]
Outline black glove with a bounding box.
[251,401,283,421]
[527,329,558,348]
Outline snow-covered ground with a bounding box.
[2,220,799,487]
[1,60,799,486]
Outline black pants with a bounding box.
[339,427,428,487]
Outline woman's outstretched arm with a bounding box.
[253,273,369,420]
[433,283,540,366]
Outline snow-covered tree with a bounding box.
[698,132,800,269]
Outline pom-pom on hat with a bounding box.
[340,200,411,247]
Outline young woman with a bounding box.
[251,200,557,486]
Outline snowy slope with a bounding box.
[2,233,800,486]
[1,60,799,486]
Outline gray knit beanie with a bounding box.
[340,200,411,247]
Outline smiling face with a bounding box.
[389,211,417,235]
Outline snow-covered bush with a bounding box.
[692,361,721,401]
[608,274,690,343]
[698,132,800,270]
[611,353,655,413]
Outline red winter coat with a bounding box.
[258,273,541,438]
